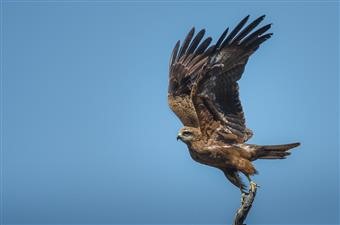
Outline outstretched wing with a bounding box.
[168,28,214,127]
[192,15,272,143]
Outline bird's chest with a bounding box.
[188,143,227,167]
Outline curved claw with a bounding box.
[249,181,259,192]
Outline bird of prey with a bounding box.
[168,15,300,193]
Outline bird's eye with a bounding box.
[182,131,192,136]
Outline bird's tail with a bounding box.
[252,142,300,160]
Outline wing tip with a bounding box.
[169,40,181,67]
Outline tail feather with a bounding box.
[254,142,300,160]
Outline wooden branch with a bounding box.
[232,183,257,225]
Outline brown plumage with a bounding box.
[168,15,300,192]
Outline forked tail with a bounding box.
[253,142,300,160]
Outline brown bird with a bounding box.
[168,15,300,193]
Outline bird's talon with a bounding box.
[249,181,258,192]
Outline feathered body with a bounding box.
[168,15,300,192]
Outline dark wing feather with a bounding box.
[192,15,272,143]
[214,27,229,51]
[220,15,249,49]
[168,28,212,127]
[178,27,195,59]
[186,29,206,56]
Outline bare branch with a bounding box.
[232,183,257,225]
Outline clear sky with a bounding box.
[2,1,339,224]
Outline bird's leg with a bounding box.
[246,175,259,192]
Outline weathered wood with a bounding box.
[232,182,257,225]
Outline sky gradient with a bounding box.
[1,1,339,224]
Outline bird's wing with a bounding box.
[191,15,272,143]
[168,28,215,127]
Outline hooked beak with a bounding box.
[176,134,181,141]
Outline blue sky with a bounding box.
[1,1,339,224]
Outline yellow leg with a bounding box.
[246,175,259,192]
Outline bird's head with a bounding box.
[177,126,201,144]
